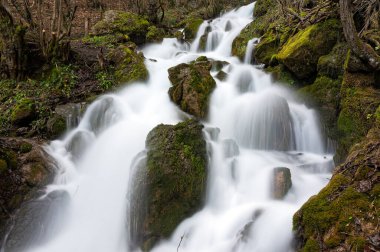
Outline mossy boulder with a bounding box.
[293,127,380,252]
[183,17,203,40]
[253,32,280,66]
[92,10,150,45]
[10,98,36,126]
[168,57,216,118]
[253,0,276,17]
[336,72,380,163]
[108,44,148,84]
[232,0,284,60]
[47,115,66,139]
[277,19,341,79]
[140,120,208,250]
[146,26,165,43]
[317,43,349,79]
[299,76,342,142]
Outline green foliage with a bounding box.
[96,71,114,90]
[42,64,77,97]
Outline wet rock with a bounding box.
[204,127,220,141]
[91,10,150,45]
[215,70,228,81]
[168,57,216,118]
[2,191,69,252]
[10,98,37,127]
[0,138,55,242]
[135,120,208,251]
[183,17,203,40]
[277,19,341,79]
[108,44,149,84]
[272,167,292,199]
[222,139,240,158]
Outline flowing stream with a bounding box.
[13,3,334,252]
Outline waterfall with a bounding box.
[244,38,259,64]
[5,2,334,252]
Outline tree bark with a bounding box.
[339,0,380,70]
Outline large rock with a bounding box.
[168,57,216,118]
[91,10,150,45]
[272,167,292,199]
[10,98,37,127]
[336,71,380,163]
[132,120,208,251]
[293,127,380,252]
[277,19,341,79]
[2,191,69,252]
[108,43,148,84]
[0,138,55,241]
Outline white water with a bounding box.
[14,3,334,252]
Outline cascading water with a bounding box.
[5,2,335,252]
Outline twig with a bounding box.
[177,233,185,252]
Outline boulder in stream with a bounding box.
[168,57,216,119]
[272,167,292,199]
[131,119,208,251]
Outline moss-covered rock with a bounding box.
[108,44,148,84]
[183,17,203,40]
[47,114,66,139]
[299,76,342,142]
[92,10,150,45]
[335,71,380,163]
[10,98,36,126]
[293,126,380,252]
[317,43,349,79]
[146,26,165,43]
[140,120,208,250]
[277,19,341,79]
[168,57,216,118]
[232,0,285,60]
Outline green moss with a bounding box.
[183,17,203,40]
[266,65,297,86]
[142,120,207,250]
[348,237,366,252]
[277,19,341,79]
[299,76,342,140]
[253,0,276,17]
[10,98,36,126]
[0,159,8,174]
[317,43,349,79]
[47,115,67,138]
[146,26,165,42]
[92,11,150,45]
[301,238,319,252]
[20,143,32,153]
[109,45,149,84]
[168,60,216,118]
[336,74,380,161]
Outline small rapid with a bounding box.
[7,2,334,252]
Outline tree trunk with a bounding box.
[0,3,25,79]
[339,0,380,71]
